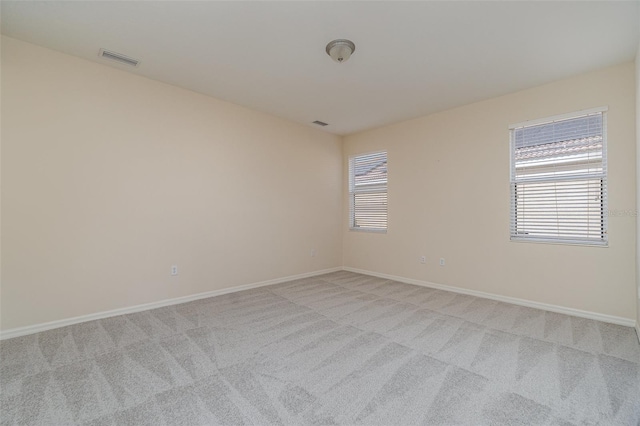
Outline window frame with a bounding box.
[508,107,608,247]
[348,150,388,233]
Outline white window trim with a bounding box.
[349,150,388,233]
[509,107,608,247]
[508,106,608,130]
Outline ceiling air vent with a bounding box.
[98,49,139,67]
[312,120,329,127]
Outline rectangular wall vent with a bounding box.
[312,120,329,126]
[99,49,139,67]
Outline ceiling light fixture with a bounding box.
[325,39,355,63]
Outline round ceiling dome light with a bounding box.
[326,39,355,63]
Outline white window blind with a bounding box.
[349,151,388,232]
[509,108,607,245]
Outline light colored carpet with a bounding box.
[1,271,639,425]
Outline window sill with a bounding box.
[349,227,387,234]
[509,237,608,248]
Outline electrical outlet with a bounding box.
[439,258,445,266]
[171,265,178,276]
[420,256,426,264]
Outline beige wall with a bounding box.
[1,36,343,331]
[636,31,640,331]
[2,35,638,332]
[343,62,637,321]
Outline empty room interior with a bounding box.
[2,1,640,425]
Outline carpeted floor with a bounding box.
[1,271,639,425]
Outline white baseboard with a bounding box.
[343,267,637,328]
[2,266,636,340]
[636,323,640,344]
[0,267,341,340]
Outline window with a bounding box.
[349,151,388,232]
[509,107,607,246]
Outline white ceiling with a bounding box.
[1,1,638,135]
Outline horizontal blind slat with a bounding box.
[350,151,388,231]
[510,111,606,244]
